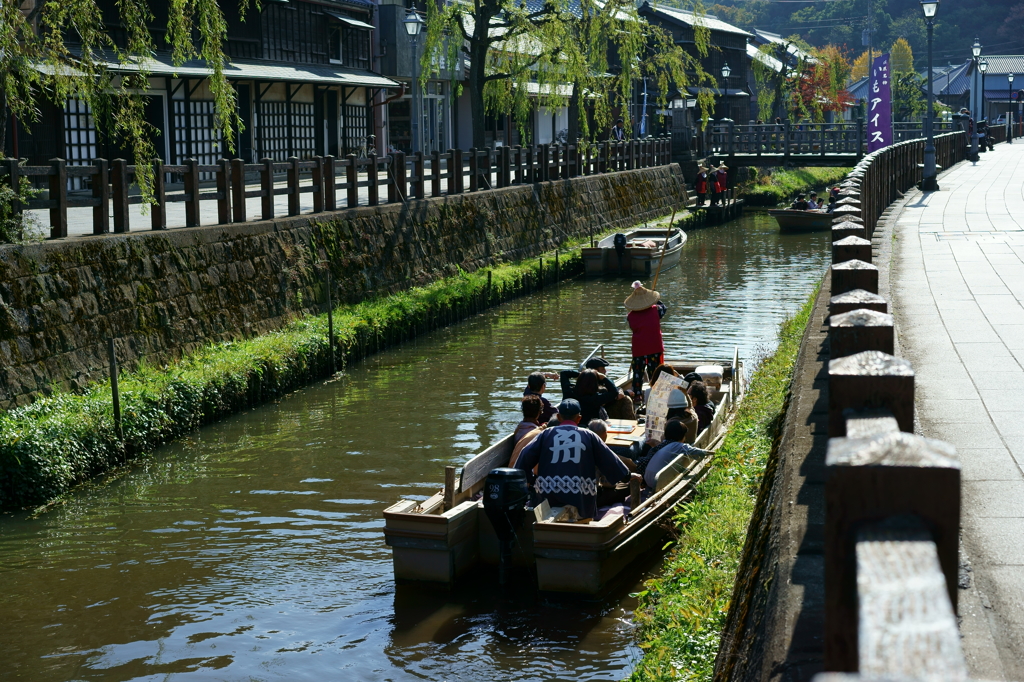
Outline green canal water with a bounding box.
[0,212,830,681]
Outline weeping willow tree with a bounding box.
[753,38,853,123]
[1,0,243,202]
[421,0,716,149]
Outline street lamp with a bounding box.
[921,0,939,190]
[972,37,982,58]
[404,9,425,154]
[1009,73,1015,142]
[980,58,989,124]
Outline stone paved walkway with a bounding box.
[891,141,1024,680]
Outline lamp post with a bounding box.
[970,38,982,160]
[404,9,424,154]
[921,0,939,190]
[720,62,730,118]
[1008,73,1015,142]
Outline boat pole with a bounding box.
[650,207,678,290]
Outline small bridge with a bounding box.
[697,122,961,167]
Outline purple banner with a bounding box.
[867,53,893,152]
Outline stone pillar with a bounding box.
[828,350,914,436]
[829,309,895,358]
[829,289,888,316]
[831,259,878,295]
[832,235,872,263]
[832,221,866,241]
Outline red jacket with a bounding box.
[695,173,707,193]
[716,170,727,192]
[627,306,665,357]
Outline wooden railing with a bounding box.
[816,127,982,680]
[701,122,958,158]
[0,137,671,239]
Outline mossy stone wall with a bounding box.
[0,165,687,410]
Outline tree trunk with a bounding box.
[567,81,581,144]
[468,31,490,149]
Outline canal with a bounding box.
[0,212,830,681]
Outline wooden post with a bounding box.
[831,259,879,295]
[217,158,231,224]
[525,146,535,183]
[555,250,559,280]
[184,158,200,227]
[824,432,961,671]
[829,309,895,359]
[152,158,167,230]
[112,158,130,233]
[48,158,68,238]
[514,146,523,184]
[444,466,457,510]
[412,151,424,199]
[287,156,300,216]
[93,158,109,235]
[539,145,550,182]
[324,155,337,211]
[326,268,335,375]
[346,155,358,208]
[431,150,442,197]
[829,290,888,317]
[367,155,379,206]
[481,148,492,189]
[828,350,914,437]
[538,257,543,288]
[108,338,122,439]
[499,146,510,187]
[832,235,872,264]
[551,145,561,180]
[392,151,406,202]
[469,147,479,191]
[452,148,464,193]
[261,158,274,220]
[312,155,324,213]
[231,158,245,223]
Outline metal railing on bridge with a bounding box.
[699,121,958,159]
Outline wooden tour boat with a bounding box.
[382,348,744,594]
[768,208,833,232]
[581,227,687,277]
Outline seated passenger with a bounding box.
[509,414,559,468]
[524,372,556,423]
[635,419,712,489]
[514,394,543,443]
[514,399,630,519]
[687,381,716,434]
[807,192,820,210]
[791,194,810,211]
[573,369,620,426]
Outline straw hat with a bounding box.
[718,163,729,170]
[624,280,661,311]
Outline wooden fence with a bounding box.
[1,137,671,239]
[815,126,981,681]
[702,122,960,158]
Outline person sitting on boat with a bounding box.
[635,419,711,489]
[515,395,544,443]
[687,380,716,435]
[509,414,560,468]
[560,359,635,421]
[514,399,631,519]
[625,281,665,399]
[523,372,557,423]
[791,194,810,211]
[807,192,820,210]
[695,166,709,207]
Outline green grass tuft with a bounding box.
[739,167,851,207]
[627,284,819,682]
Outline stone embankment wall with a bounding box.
[0,166,687,410]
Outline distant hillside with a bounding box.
[678,0,1019,68]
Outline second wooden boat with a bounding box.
[581,227,687,277]
[768,209,833,232]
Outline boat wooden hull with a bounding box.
[582,228,687,277]
[382,355,744,593]
[769,209,833,232]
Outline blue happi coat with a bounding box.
[514,423,630,519]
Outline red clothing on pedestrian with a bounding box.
[695,174,707,193]
[716,170,727,192]
[627,306,665,357]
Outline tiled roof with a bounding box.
[643,3,752,37]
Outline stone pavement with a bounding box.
[890,141,1024,680]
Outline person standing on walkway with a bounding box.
[716,164,728,204]
[708,166,720,206]
[695,166,708,207]
[625,281,665,398]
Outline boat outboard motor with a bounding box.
[613,233,628,274]
[482,467,530,585]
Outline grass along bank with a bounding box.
[0,209,707,512]
[627,283,818,682]
[738,167,850,207]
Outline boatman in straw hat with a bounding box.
[624,281,666,399]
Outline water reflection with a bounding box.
[0,212,827,681]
